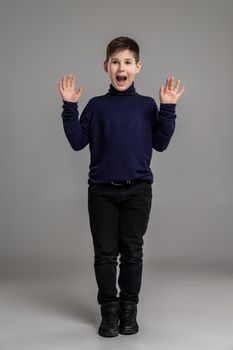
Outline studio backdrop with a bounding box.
[0,0,232,273]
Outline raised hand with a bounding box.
[59,74,83,103]
[159,76,185,104]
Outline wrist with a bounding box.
[159,103,177,116]
[160,103,176,108]
[63,100,78,104]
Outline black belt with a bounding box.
[108,179,150,186]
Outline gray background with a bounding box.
[1,0,233,274]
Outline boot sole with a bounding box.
[98,330,119,337]
[119,327,139,335]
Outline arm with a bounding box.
[152,101,177,152]
[59,74,90,151]
[152,75,185,152]
[61,100,91,151]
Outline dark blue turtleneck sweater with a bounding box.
[61,82,177,185]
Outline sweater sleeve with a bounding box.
[151,99,177,152]
[61,100,91,151]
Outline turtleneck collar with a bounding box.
[108,81,136,96]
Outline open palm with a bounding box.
[59,74,83,103]
[160,76,185,104]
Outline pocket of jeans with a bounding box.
[133,181,152,196]
[88,184,107,196]
[140,182,152,196]
[88,184,99,191]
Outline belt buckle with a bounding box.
[110,180,131,186]
[110,181,123,186]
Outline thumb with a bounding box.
[76,85,84,99]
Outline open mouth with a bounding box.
[116,75,127,83]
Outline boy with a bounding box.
[59,36,185,337]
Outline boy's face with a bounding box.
[104,49,142,91]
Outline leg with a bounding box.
[88,184,120,305]
[118,182,152,304]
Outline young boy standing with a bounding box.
[59,36,185,337]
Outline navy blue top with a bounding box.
[61,81,177,185]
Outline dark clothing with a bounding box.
[88,181,152,305]
[61,82,176,185]
[60,82,177,305]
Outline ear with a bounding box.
[135,61,142,74]
[103,61,108,73]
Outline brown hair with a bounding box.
[105,36,140,64]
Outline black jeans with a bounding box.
[88,181,153,305]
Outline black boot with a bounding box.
[119,300,139,335]
[98,301,121,337]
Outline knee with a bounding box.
[119,247,143,264]
[94,251,119,265]
[119,237,144,257]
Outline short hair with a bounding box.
[105,36,140,64]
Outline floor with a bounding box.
[0,261,233,350]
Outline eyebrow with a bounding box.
[111,58,133,61]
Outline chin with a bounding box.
[115,86,127,91]
[112,81,131,91]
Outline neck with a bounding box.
[108,81,136,96]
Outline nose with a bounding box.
[118,62,125,71]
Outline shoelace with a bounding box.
[122,310,136,320]
[104,312,120,321]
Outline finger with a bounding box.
[79,85,84,94]
[177,85,186,98]
[71,75,76,89]
[174,79,181,92]
[164,77,169,92]
[77,85,84,99]
[165,76,170,90]
[63,75,68,89]
[59,79,64,93]
[160,85,164,94]
[169,76,174,90]
[61,76,66,91]
[67,74,72,89]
